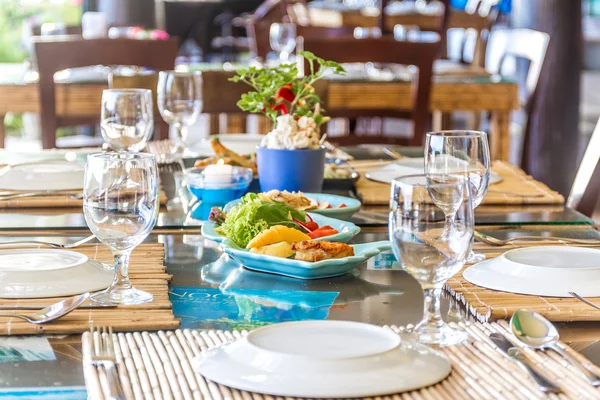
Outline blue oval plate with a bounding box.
[219,239,392,279]
[301,193,361,220]
[201,212,361,244]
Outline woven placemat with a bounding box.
[82,321,600,399]
[0,242,179,335]
[447,241,600,323]
[352,160,564,206]
[0,190,168,209]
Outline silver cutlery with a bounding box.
[569,292,600,311]
[0,304,115,310]
[510,309,600,386]
[0,235,95,249]
[487,189,546,198]
[383,146,406,160]
[0,293,89,324]
[474,231,600,246]
[90,325,125,400]
[489,332,562,393]
[0,190,82,201]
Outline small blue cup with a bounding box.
[256,147,325,192]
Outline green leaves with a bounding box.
[229,53,346,125]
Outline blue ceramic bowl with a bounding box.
[201,212,361,244]
[219,239,392,279]
[256,147,325,192]
[300,193,361,220]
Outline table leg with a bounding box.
[491,110,510,162]
[0,115,5,149]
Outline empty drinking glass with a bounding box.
[425,130,490,263]
[101,89,154,152]
[389,174,473,346]
[157,71,203,152]
[84,152,159,305]
[270,23,297,62]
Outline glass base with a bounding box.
[412,322,469,347]
[466,250,486,263]
[91,287,153,305]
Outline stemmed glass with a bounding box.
[425,130,490,263]
[83,152,159,305]
[270,23,297,63]
[100,89,154,152]
[157,71,203,153]
[389,174,474,346]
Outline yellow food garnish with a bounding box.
[249,241,294,258]
[246,225,310,249]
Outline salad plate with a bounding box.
[202,212,361,244]
[219,239,391,279]
[463,246,600,297]
[0,249,113,298]
[297,193,361,220]
[193,320,451,397]
[365,157,503,185]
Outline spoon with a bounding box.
[0,293,90,324]
[510,309,600,386]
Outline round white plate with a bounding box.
[188,134,263,157]
[463,246,600,297]
[0,161,85,191]
[0,249,113,298]
[0,249,88,271]
[366,157,503,185]
[193,320,451,398]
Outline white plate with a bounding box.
[0,249,88,271]
[188,134,263,157]
[463,246,600,297]
[193,320,451,398]
[0,161,85,191]
[365,157,503,185]
[0,249,113,298]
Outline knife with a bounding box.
[489,332,562,393]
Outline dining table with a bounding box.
[0,61,518,161]
[0,145,599,398]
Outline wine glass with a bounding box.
[100,89,154,152]
[389,174,474,346]
[425,130,490,263]
[270,23,297,63]
[83,152,159,305]
[157,71,203,153]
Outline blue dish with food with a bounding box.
[219,239,391,279]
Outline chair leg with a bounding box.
[0,115,5,149]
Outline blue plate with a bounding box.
[201,212,361,244]
[300,193,361,220]
[219,239,392,279]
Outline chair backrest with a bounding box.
[245,0,291,58]
[567,117,600,217]
[302,36,440,145]
[33,36,179,149]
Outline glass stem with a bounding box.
[172,122,184,153]
[422,287,444,329]
[110,252,133,292]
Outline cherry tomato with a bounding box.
[308,226,339,239]
[338,204,347,208]
[305,221,319,231]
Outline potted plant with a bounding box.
[230,52,345,192]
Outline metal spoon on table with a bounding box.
[510,309,600,386]
[0,293,90,324]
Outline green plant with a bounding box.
[229,51,345,126]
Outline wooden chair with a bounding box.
[567,117,600,218]
[33,36,179,149]
[236,0,292,59]
[455,0,499,66]
[302,36,440,146]
[109,73,170,141]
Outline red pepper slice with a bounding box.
[275,83,296,103]
[308,226,339,239]
[338,204,347,208]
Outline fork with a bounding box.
[0,235,95,249]
[90,325,125,400]
[474,231,600,246]
[0,190,83,201]
[569,292,600,311]
[486,189,546,198]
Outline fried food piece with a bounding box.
[260,190,318,210]
[291,240,354,262]
[211,138,257,173]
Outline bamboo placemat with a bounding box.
[0,242,179,335]
[0,190,168,209]
[82,321,600,400]
[351,160,564,206]
[446,241,600,323]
